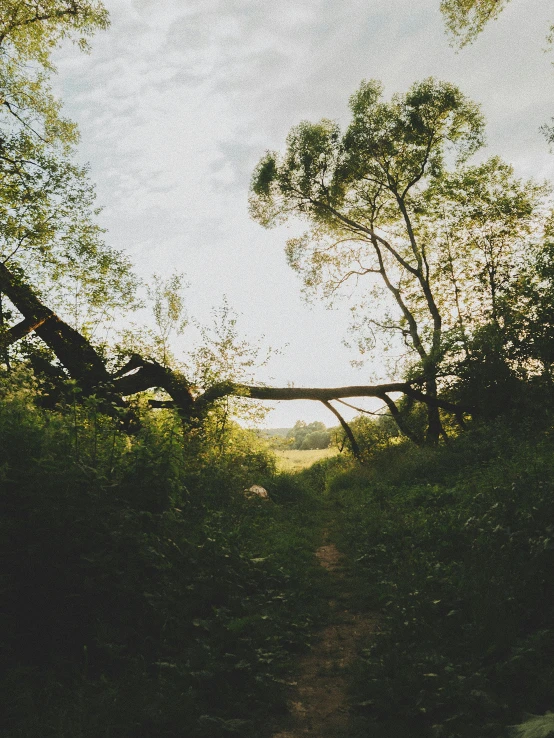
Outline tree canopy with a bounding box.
[440,0,512,46]
[250,78,552,441]
[0,0,135,338]
[287,420,332,450]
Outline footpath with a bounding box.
[270,531,378,738]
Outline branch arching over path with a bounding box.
[0,260,471,457]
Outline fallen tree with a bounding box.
[0,261,471,457]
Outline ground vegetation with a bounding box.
[3,3,554,737]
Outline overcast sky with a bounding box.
[53,0,554,427]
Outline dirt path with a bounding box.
[271,536,378,738]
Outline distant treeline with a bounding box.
[262,421,333,450]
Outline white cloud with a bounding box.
[51,0,554,426]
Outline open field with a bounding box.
[274,447,339,472]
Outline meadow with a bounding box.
[273,447,339,472]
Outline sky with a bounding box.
[53,0,554,427]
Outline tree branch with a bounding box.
[377,392,422,445]
[0,262,471,438]
[0,260,111,389]
[321,399,361,459]
[0,314,51,346]
[199,380,471,415]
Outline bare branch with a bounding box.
[335,398,387,416]
[320,399,361,459]
[377,393,422,445]
[0,314,51,346]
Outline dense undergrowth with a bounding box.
[0,372,327,738]
[326,418,554,737]
[5,364,554,738]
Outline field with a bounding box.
[274,447,339,471]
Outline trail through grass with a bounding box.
[268,502,379,738]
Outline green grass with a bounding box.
[325,423,554,738]
[274,447,339,472]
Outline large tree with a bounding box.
[0,0,135,341]
[249,79,549,442]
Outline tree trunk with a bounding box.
[424,369,443,445]
[0,262,111,390]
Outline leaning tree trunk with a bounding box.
[0,261,111,391]
[0,261,471,457]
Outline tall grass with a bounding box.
[273,447,339,472]
[327,420,554,737]
[0,372,327,737]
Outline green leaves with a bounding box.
[511,712,554,738]
[249,119,342,229]
[344,77,485,190]
[0,372,327,736]
[249,75,554,433]
[0,0,136,339]
[0,1,109,64]
[440,0,512,47]
[332,423,554,737]
[0,1,108,151]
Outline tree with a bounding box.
[287,420,331,449]
[440,0,512,47]
[0,0,135,351]
[146,272,189,368]
[0,249,467,456]
[250,79,487,442]
[249,79,551,441]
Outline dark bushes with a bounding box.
[331,423,554,737]
[0,373,325,737]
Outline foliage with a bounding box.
[440,0,511,47]
[250,77,552,438]
[286,420,332,449]
[347,412,402,459]
[189,298,275,426]
[0,371,327,737]
[0,0,136,341]
[439,0,554,147]
[327,420,554,737]
[140,271,189,368]
[511,713,554,738]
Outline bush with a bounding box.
[330,420,554,737]
[0,372,326,737]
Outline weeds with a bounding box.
[0,375,327,737]
[329,422,554,737]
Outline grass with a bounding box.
[274,447,339,472]
[0,384,332,738]
[325,423,554,738]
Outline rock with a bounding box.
[245,485,269,499]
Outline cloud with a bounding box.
[50,0,554,424]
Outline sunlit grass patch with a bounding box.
[274,447,339,472]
